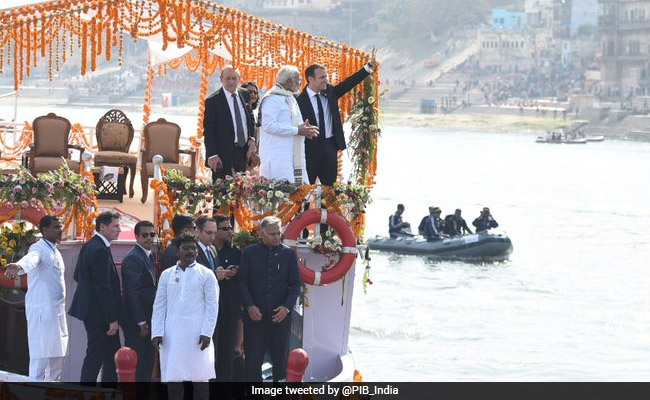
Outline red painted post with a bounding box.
[286,348,309,382]
[115,347,138,400]
[115,346,138,382]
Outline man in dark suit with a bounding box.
[212,215,241,382]
[297,46,378,185]
[195,215,218,272]
[69,210,122,383]
[203,66,257,182]
[237,216,300,382]
[120,220,157,383]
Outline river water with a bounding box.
[349,126,650,381]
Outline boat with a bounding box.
[0,0,378,385]
[367,231,513,260]
[585,135,605,142]
[536,136,587,144]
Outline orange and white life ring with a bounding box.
[283,209,357,286]
[0,272,27,290]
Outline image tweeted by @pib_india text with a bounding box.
[251,384,399,397]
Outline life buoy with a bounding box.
[283,209,357,286]
[0,271,27,290]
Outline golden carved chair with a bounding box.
[140,118,196,203]
[94,109,138,198]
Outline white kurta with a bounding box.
[16,239,69,359]
[258,93,309,183]
[151,262,219,382]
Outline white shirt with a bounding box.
[224,87,249,143]
[151,262,219,382]
[306,87,333,138]
[136,243,152,259]
[305,64,373,139]
[16,239,69,359]
[96,233,111,247]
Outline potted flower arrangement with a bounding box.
[0,221,38,305]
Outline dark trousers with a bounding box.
[214,313,239,382]
[80,321,121,382]
[123,323,154,382]
[306,137,338,186]
[242,315,291,382]
[211,147,247,182]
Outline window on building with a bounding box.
[630,41,640,55]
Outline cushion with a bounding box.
[33,157,80,173]
[99,122,131,151]
[94,151,138,165]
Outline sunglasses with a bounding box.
[140,232,157,238]
[218,226,233,231]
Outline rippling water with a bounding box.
[349,127,650,381]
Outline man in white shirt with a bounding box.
[3,215,68,381]
[152,233,218,399]
[258,65,320,184]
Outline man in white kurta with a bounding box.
[3,216,68,381]
[151,234,218,399]
[258,65,319,184]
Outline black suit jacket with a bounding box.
[196,243,217,272]
[297,65,371,151]
[159,242,178,270]
[120,246,157,326]
[203,87,256,170]
[69,235,121,325]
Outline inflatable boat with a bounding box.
[367,232,513,260]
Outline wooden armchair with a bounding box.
[140,118,196,203]
[94,109,138,198]
[28,113,83,175]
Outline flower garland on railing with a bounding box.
[347,75,382,187]
[150,177,175,249]
[0,164,98,239]
[159,169,372,242]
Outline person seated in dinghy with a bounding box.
[388,204,413,238]
[424,207,448,242]
[418,206,436,236]
[472,207,499,232]
[443,208,473,237]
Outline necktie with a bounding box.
[232,93,246,147]
[316,93,326,141]
[206,249,216,271]
[148,254,155,271]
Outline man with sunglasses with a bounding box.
[120,221,157,385]
[211,215,241,382]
